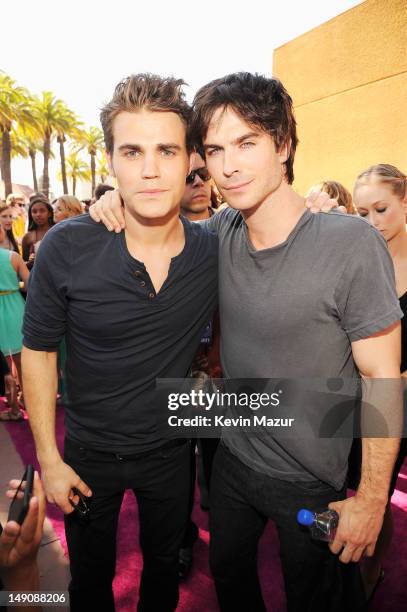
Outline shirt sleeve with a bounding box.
[334,226,403,342]
[23,225,71,351]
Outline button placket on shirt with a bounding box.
[133,269,156,300]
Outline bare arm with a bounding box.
[21,347,92,513]
[329,322,402,562]
[10,252,30,288]
[354,322,401,504]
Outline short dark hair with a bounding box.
[191,72,299,184]
[100,73,192,154]
[94,183,114,201]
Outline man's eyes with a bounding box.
[125,150,139,158]
[206,147,221,157]
[160,148,175,157]
[124,149,175,158]
[206,142,254,156]
[376,208,387,213]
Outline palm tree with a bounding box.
[16,125,42,191]
[0,72,38,196]
[76,127,104,196]
[0,127,27,161]
[31,91,73,198]
[55,103,83,194]
[97,153,110,183]
[62,151,91,196]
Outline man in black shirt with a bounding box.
[22,75,218,612]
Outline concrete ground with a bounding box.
[0,422,70,609]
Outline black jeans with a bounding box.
[210,443,366,612]
[64,438,191,612]
[182,437,220,548]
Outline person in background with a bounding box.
[0,472,46,612]
[348,163,407,600]
[28,193,46,204]
[0,350,20,420]
[53,196,83,223]
[22,197,54,269]
[5,194,27,246]
[81,199,92,213]
[94,183,114,202]
[0,204,19,253]
[308,180,356,214]
[180,151,217,221]
[0,244,29,420]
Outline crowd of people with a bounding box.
[0,71,406,612]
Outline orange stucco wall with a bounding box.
[272,0,407,195]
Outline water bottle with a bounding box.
[297,508,339,542]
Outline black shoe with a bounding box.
[178,546,193,580]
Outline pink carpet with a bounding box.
[2,402,406,611]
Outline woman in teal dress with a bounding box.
[0,247,29,420]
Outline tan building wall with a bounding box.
[272,0,407,196]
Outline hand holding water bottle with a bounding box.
[327,495,386,564]
[298,492,387,564]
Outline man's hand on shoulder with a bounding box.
[89,189,126,232]
[305,190,347,214]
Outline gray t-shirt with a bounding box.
[207,208,402,489]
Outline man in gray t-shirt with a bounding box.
[91,73,402,611]
[207,206,401,491]
[191,73,402,612]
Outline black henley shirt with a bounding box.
[23,214,218,453]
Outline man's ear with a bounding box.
[106,150,116,178]
[278,140,290,164]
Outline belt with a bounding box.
[65,437,188,461]
[0,290,18,295]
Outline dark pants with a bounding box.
[182,437,219,548]
[210,443,366,612]
[64,438,191,612]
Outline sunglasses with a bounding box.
[186,167,211,184]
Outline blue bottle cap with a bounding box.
[297,509,315,526]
